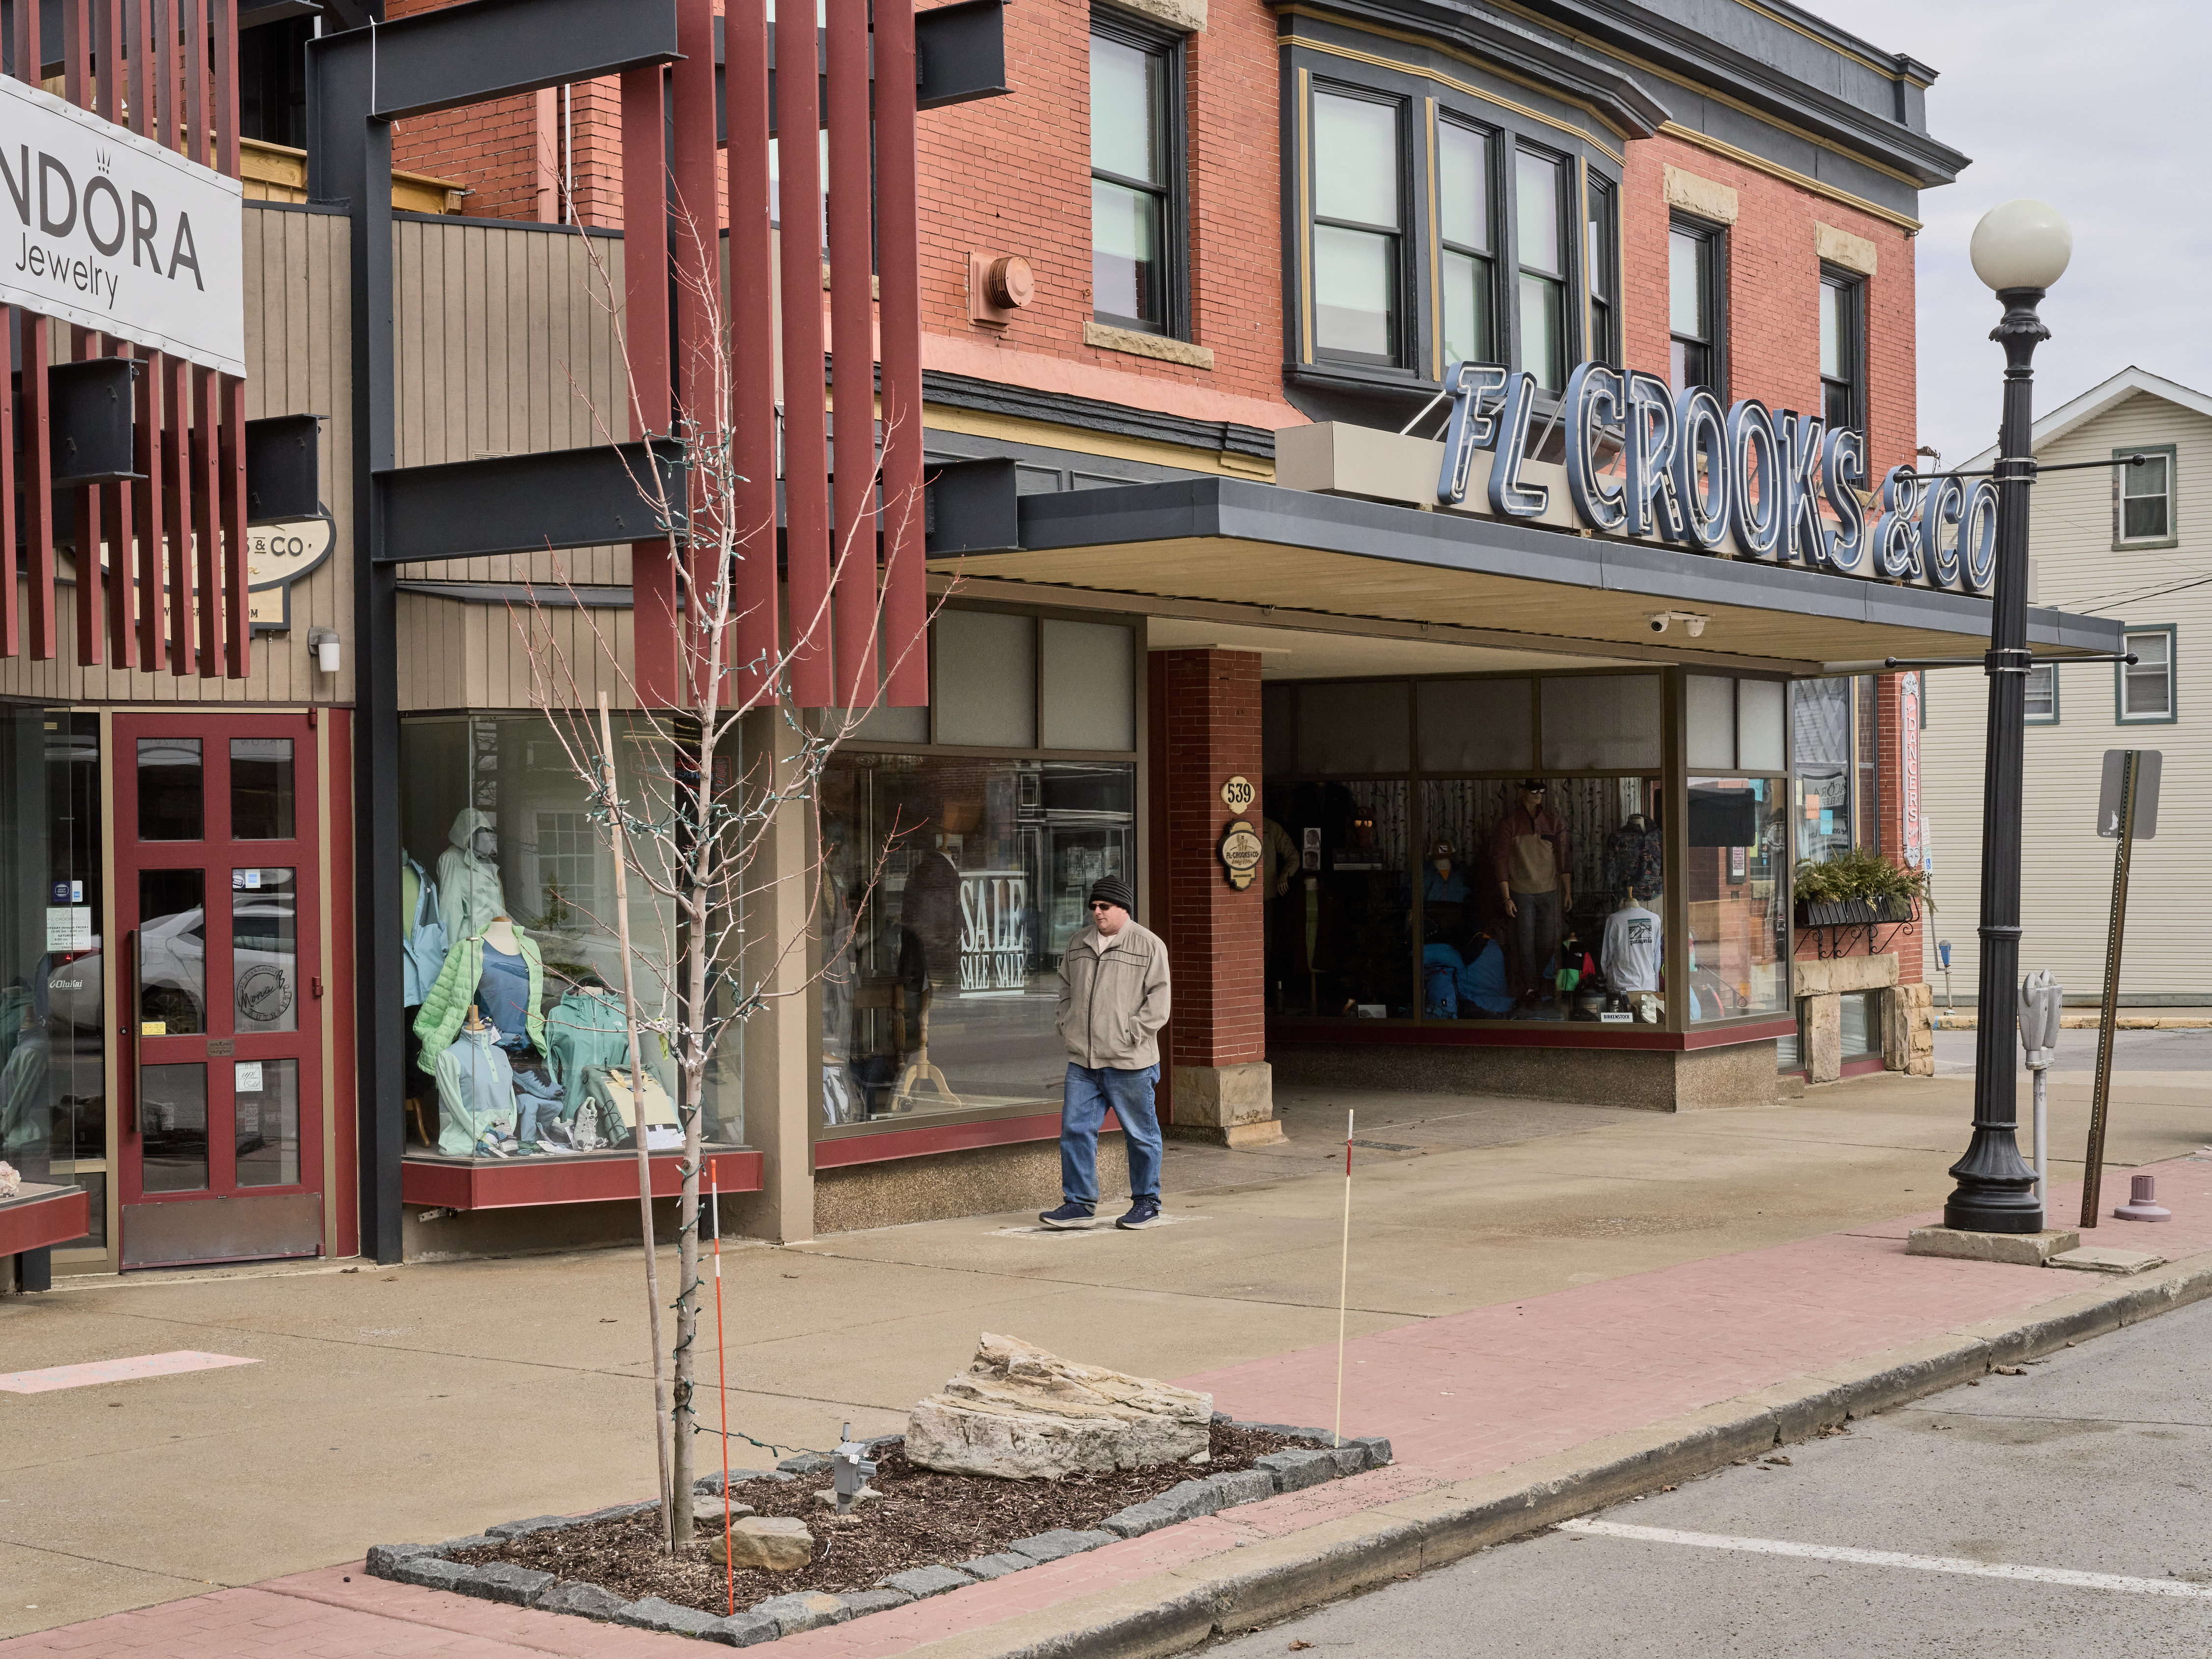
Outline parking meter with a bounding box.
[2019,970,2062,1070]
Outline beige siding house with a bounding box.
[1919,367,2209,1008]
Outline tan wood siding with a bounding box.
[1919,389,2212,1002]
[391,218,633,595]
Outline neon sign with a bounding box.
[1437,362,1998,595]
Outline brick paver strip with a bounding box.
[9,1160,2208,1659]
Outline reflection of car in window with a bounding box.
[50,901,298,1034]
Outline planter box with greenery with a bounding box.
[1793,849,1929,930]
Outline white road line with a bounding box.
[1555,1519,2212,1600]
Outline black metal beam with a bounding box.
[343,0,678,121]
[923,457,1019,556]
[306,19,404,1264]
[374,440,686,565]
[245,414,324,524]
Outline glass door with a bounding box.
[115,714,323,1268]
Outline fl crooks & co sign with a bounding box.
[0,75,244,377]
[1437,361,2000,597]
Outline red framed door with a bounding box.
[115,713,325,1268]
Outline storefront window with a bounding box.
[0,709,107,1247]
[818,754,1136,1125]
[1268,779,1410,1017]
[398,715,736,1160]
[1687,777,1787,1023]
[1419,777,1661,1022]
[1792,677,1853,864]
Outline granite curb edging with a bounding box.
[361,1426,1395,1647]
[879,1250,2212,1659]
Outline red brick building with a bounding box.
[341,0,1998,1234]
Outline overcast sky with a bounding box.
[1815,1,2205,467]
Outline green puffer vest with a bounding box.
[412,930,548,1059]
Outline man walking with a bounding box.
[1042,875,1171,1231]
[1489,779,1571,1006]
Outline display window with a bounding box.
[1262,672,1678,1027]
[1686,777,1788,1023]
[817,754,1137,1127]
[398,714,740,1163]
[0,709,107,1249]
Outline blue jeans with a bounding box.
[1061,1063,1163,1208]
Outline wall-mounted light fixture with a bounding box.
[307,628,341,674]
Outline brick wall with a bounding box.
[916,0,1284,408]
[1621,134,1918,478]
[1148,650,1268,1089]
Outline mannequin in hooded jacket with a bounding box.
[438,807,510,948]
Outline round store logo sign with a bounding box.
[1220,819,1262,890]
[237,964,293,1024]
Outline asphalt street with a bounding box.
[1211,1293,2212,1658]
[1932,1024,2212,1076]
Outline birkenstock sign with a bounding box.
[1435,361,1999,595]
[0,75,245,377]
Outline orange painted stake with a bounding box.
[712,1165,733,1614]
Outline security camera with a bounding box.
[1648,612,1671,634]
[1683,613,1709,639]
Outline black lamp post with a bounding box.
[1945,200,2073,1234]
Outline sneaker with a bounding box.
[1115,1198,1164,1230]
[1038,1201,1100,1230]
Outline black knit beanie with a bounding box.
[1088,875,1136,916]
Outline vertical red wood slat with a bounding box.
[670,0,718,707]
[873,0,927,707]
[165,356,194,673]
[127,0,149,139]
[192,368,219,676]
[221,378,247,676]
[96,0,121,118]
[71,327,105,669]
[211,0,236,174]
[157,0,179,153]
[183,0,205,167]
[0,309,16,659]
[63,0,87,103]
[619,66,678,707]
[724,0,779,712]
[775,7,832,707]
[23,316,57,659]
[213,0,244,677]
[824,0,875,710]
[103,344,135,668]
[135,348,164,669]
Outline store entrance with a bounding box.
[115,713,324,1268]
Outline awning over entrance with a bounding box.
[935,477,2122,672]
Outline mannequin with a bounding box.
[475,916,530,1049]
[1605,812,1663,902]
[1422,840,1469,904]
[437,808,510,949]
[1601,888,1663,998]
[1489,780,1571,1004]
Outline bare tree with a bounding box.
[507,195,932,1548]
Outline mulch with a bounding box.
[453,1422,1301,1615]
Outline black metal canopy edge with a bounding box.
[946,473,2124,654]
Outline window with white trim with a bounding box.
[2120,628,2176,723]
[2115,447,2175,545]
[2023,663,2058,725]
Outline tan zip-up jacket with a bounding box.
[1055,919,1172,1071]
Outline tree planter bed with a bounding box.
[365,1417,1393,1645]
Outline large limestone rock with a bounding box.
[708,1515,815,1572]
[905,1333,1213,1478]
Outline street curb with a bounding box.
[1931,1014,2212,1031]
[890,1249,2212,1659]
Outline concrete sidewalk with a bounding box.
[6,1064,2212,1654]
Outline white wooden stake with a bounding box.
[1334,1107,1353,1449]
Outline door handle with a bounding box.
[122,929,140,1135]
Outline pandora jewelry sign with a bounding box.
[1438,362,1999,596]
[0,76,245,377]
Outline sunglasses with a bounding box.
[1089,901,1118,911]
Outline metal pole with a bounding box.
[2033,1069,2047,1209]
[2081,751,2139,1229]
[1944,287,2048,1234]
